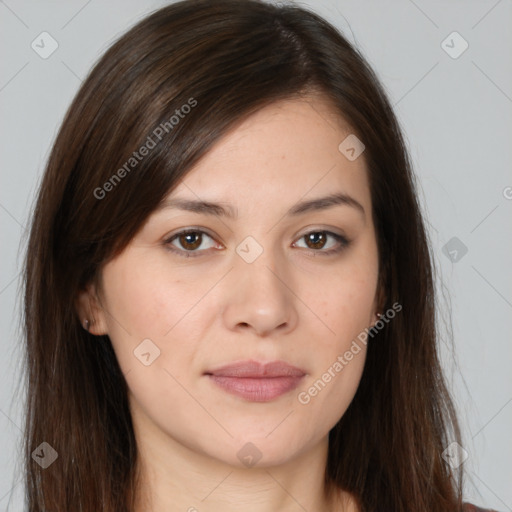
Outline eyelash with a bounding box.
[163,228,351,259]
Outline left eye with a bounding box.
[164,229,350,258]
[293,231,349,254]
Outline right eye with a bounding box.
[163,229,222,258]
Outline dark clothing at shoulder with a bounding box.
[463,502,500,512]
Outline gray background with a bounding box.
[1,0,511,510]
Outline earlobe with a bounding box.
[371,283,387,327]
[75,284,108,336]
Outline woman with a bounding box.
[21,0,498,510]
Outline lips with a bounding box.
[207,360,306,378]
[205,360,306,402]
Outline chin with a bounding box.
[217,431,315,469]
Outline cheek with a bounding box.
[302,235,378,328]
[294,262,375,420]
[314,271,377,346]
[294,340,367,443]
[101,254,203,341]
[99,255,214,385]
[297,279,369,420]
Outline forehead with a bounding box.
[162,96,372,219]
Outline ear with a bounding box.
[371,277,387,325]
[75,282,109,336]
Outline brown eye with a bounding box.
[304,232,328,250]
[164,228,350,259]
[164,229,218,258]
[177,232,202,250]
[294,230,350,256]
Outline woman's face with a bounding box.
[81,96,380,468]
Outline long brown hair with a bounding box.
[21,0,464,510]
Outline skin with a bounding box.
[77,95,382,512]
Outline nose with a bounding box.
[221,245,299,338]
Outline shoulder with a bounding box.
[463,502,501,512]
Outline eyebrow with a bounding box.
[156,192,365,220]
